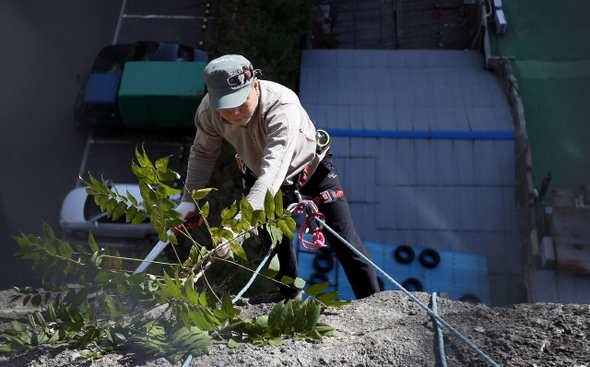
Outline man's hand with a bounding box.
[173,202,201,235]
[216,228,243,259]
[215,241,230,259]
[175,202,196,217]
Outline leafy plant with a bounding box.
[0,147,347,363]
[216,0,315,91]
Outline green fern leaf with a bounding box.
[264,191,275,221]
[267,301,285,338]
[191,188,215,201]
[220,201,238,220]
[282,301,295,335]
[240,195,254,222]
[101,295,126,318]
[274,190,284,217]
[276,219,294,240]
[304,303,321,332]
[304,282,330,296]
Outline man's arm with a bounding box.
[182,109,224,202]
[245,103,312,210]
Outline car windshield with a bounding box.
[82,190,151,223]
[83,195,103,221]
[91,41,197,73]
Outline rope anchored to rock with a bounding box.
[183,190,500,367]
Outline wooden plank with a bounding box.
[550,191,590,273]
[552,188,578,208]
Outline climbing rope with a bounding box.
[311,215,501,367]
[289,200,327,251]
[432,292,448,367]
[183,201,311,366]
[299,212,327,251]
[231,244,275,304]
[184,193,500,367]
[182,239,276,367]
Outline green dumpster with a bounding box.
[118,61,206,129]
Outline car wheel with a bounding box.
[72,230,89,239]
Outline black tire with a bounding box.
[419,249,441,268]
[459,293,481,304]
[394,245,415,264]
[319,244,334,254]
[402,278,423,292]
[309,272,330,285]
[313,253,335,273]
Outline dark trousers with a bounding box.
[248,152,381,299]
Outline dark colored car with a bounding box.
[91,41,208,73]
[74,41,208,131]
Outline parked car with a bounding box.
[90,41,209,73]
[59,184,179,240]
[74,41,208,132]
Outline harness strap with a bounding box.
[314,189,345,205]
[296,129,331,189]
[238,130,332,193]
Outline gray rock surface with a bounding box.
[0,290,588,366]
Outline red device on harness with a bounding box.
[314,189,345,205]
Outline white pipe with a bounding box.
[133,229,173,274]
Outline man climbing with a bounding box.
[176,54,380,303]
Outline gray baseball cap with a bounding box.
[203,54,256,111]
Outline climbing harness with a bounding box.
[297,129,332,189]
[299,212,326,251]
[289,199,327,251]
[316,129,330,152]
[313,189,344,205]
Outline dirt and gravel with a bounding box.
[0,289,588,367]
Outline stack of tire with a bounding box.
[394,245,440,292]
[308,246,336,286]
[392,245,481,303]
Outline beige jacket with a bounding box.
[182,80,320,210]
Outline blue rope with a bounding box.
[181,354,192,367]
[432,292,448,367]
[183,211,500,367]
[314,216,500,367]
[232,245,275,304]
